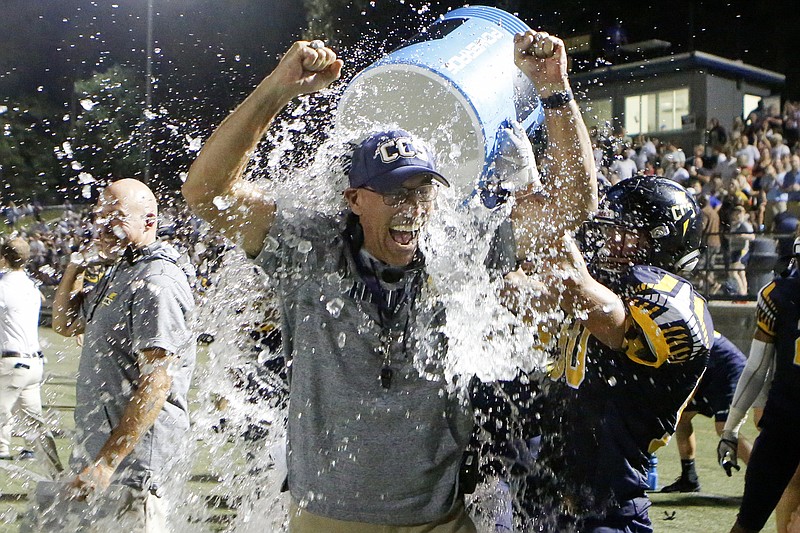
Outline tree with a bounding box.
[0,96,68,204]
[70,64,146,188]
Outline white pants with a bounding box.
[0,356,45,455]
[0,356,62,473]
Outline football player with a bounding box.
[718,238,800,533]
[506,175,714,532]
[660,331,752,493]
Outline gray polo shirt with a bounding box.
[254,207,473,525]
[72,241,195,490]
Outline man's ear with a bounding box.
[344,188,363,215]
[144,212,158,229]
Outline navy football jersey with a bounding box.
[547,265,713,511]
[754,272,800,426]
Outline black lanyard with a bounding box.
[85,262,119,324]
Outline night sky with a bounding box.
[3,1,800,123]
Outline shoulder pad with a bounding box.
[624,266,713,367]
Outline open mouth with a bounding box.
[389,228,418,246]
[389,219,424,246]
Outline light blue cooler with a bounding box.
[336,6,544,198]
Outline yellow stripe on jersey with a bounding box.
[626,302,671,367]
[642,272,679,294]
[694,296,711,347]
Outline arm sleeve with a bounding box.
[723,339,775,434]
[724,281,779,434]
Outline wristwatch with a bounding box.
[540,89,574,109]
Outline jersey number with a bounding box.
[551,324,591,388]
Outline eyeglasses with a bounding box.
[367,184,439,207]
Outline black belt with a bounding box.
[1,351,43,358]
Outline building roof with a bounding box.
[571,50,785,88]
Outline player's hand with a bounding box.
[271,40,343,101]
[514,31,569,97]
[493,120,540,192]
[717,430,741,476]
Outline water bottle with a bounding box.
[646,454,659,491]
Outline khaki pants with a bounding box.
[289,498,477,533]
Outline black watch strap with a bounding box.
[540,89,574,109]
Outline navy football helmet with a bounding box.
[586,175,703,275]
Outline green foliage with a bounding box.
[71,64,146,184]
[0,97,68,204]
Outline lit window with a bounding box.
[624,89,689,135]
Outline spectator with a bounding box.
[731,116,746,143]
[764,103,784,134]
[783,101,800,149]
[707,117,728,154]
[760,163,787,231]
[699,193,722,292]
[735,135,760,171]
[664,154,690,185]
[771,133,791,161]
[690,144,711,177]
[728,205,756,295]
[608,148,637,183]
[782,155,800,217]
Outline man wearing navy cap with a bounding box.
[183,31,594,532]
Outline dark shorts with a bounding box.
[582,496,653,533]
[688,374,739,422]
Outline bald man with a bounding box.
[42,179,196,531]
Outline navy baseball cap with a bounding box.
[348,130,450,192]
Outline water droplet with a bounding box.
[77,171,95,184]
[212,195,233,211]
[337,332,346,348]
[297,240,312,253]
[326,298,344,318]
[185,135,203,152]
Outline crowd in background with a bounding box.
[5,100,800,300]
[1,199,229,298]
[593,99,800,296]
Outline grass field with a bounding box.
[0,328,775,532]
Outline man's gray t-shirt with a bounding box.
[72,241,195,490]
[254,207,473,525]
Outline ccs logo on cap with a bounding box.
[377,137,429,164]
